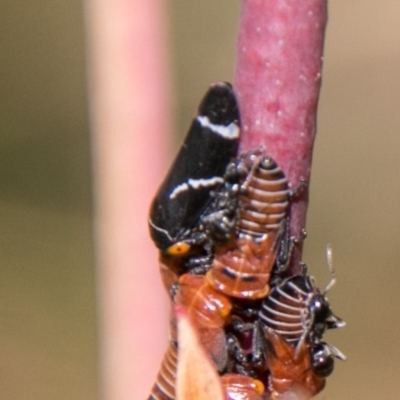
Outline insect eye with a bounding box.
[166,242,191,256]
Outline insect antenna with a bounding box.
[323,244,346,330]
[323,243,337,295]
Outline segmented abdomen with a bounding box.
[205,155,290,300]
[148,341,178,400]
[238,155,290,238]
[259,276,313,344]
[206,233,280,299]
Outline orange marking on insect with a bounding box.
[166,241,192,256]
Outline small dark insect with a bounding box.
[259,245,346,378]
[149,82,240,266]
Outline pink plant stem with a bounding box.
[235,0,328,272]
[86,0,171,398]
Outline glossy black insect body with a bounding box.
[149,82,240,258]
[259,267,346,376]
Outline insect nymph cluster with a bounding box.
[147,82,345,400]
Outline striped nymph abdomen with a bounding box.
[206,153,291,300]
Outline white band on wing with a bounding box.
[169,177,224,199]
[148,218,174,241]
[197,115,240,139]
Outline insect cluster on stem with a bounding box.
[147,83,345,400]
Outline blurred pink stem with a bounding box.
[86,0,170,398]
[235,0,328,272]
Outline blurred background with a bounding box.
[0,0,399,399]
[0,1,97,399]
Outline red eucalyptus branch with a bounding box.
[235,0,328,273]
